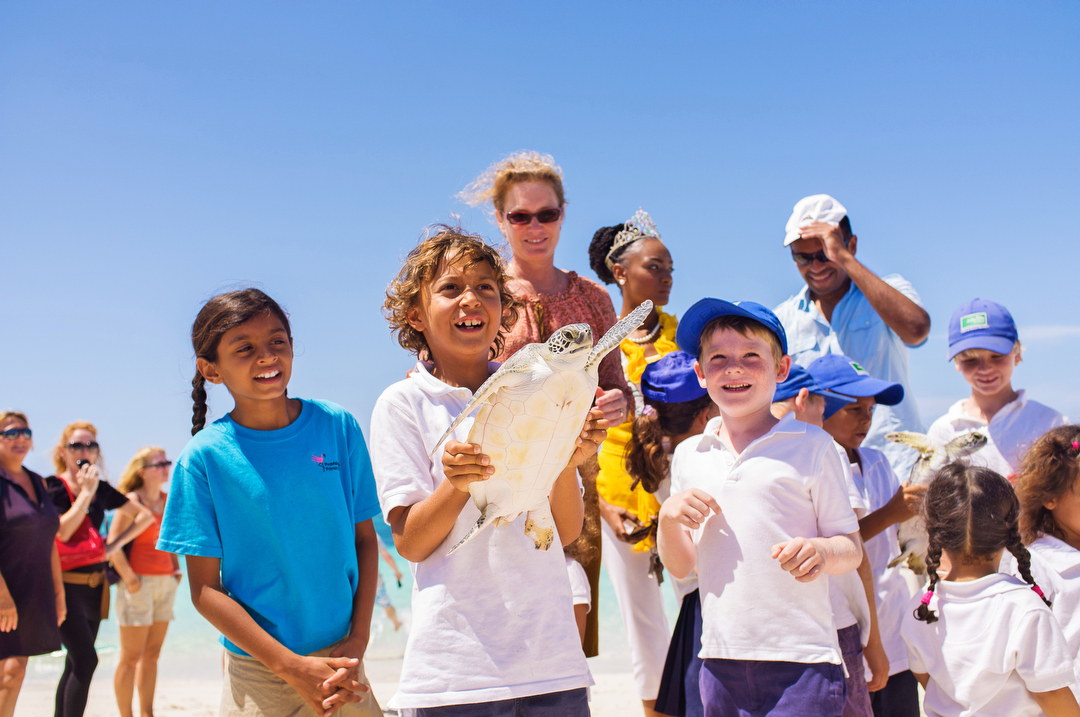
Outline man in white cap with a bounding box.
[773,194,931,483]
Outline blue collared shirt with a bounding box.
[774,274,925,480]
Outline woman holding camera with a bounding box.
[45,422,152,717]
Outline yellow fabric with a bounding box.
[596,310,679,551]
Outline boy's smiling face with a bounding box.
[407,252,503,370]
[954,347,1019,398]
[694,326,790,420]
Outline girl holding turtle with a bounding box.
[371,226,604,715]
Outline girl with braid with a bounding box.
[900,462,1079,717]
[157,289,383,717]
[1015,425,1080,700]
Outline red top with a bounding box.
[127,493,174,576]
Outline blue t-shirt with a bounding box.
[157,399,381,656]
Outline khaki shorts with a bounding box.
[116,574,179,627]
[222,644,382,717]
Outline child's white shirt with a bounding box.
[926,390,1066,477]
[852,447,914,675]
[901,573,1074,717]
[670,413,860,665]
[369,361,591,709]
[827,442,870,641]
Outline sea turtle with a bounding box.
[433,300,654,556]
[885,430,989,574]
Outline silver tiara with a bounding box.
[606,208,660,270]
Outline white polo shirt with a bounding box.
[670,413,860,665]
[369,361,591,709]
[927,390,1067,478]
[828,443,870,638]
[901,573,1074,717]
[851,447,913,675]
[774,274,925,481]
[1026,536,1080,699]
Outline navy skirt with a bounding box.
[655,588,703,717]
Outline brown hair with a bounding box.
[383,225,519,361]
[626,395,714,494]
[0,411,29,430]
[914,462,1048,624]
[190,289,292,435]
[458,151,566,214]
[118,445,167,493]
[1016,424,1080,545]
[52,421,99,474]
[698,315,785,366]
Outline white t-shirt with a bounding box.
[927,391,1067,478]
[852,447,913,675]
[901,573,1074,717]
[1027,536,1080,699]
[828,442,870,637]
[670,413,860,665]
[655,469,698,602]
[369,361,591,709]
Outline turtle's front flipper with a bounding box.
[446,505,496,556]
[886,431,938,456]
[585,300,653,372]
[524,503,556,551]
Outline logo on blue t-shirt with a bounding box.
[311,454,340,472]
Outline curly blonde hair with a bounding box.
[118,445,167,494]
[52,420,100,474]
[458,150,566,214]
[384,226,520,360]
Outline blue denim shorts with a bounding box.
[400,688,589,717]
[700,658,845,717]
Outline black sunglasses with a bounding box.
[67,441,100,451]
[791,250,832,266]
[505,208,562,226]
[0,428,32,440]
[145,461,173,469]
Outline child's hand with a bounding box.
[441,441,494,494]
[567,407,609,469]
[771,538,825,582]
[323,637,372,714]
[885,482,927,524]
[279,655,366,717]
[864,639,890,692]
[659,489,720,530]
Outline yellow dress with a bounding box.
[596,309,679,552]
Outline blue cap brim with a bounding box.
[822,393,853,421]
[946,335,1016,361]
[676,298,788,356]
[828,377,905,406]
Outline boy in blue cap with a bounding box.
[809,354,924,717]
[658,299,862,717]
[927,298,1067,480]
[770,364,854,426]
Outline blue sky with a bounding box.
[2,2,1078,477]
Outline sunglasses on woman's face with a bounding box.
[67,442,100,452]
[0,429,32,440]
[504,207,562,225]
[146,461,173,470]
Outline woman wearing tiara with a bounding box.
[587,209,677,717]
[460,150,631,657]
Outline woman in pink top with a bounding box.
[460,151,631,655]
[108,447,181,717]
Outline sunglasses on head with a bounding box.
[0,429,32,440]
[145,461,173,470]
[504,208,562,226]
[67,441,99,451]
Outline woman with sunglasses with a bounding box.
[108,447,181,717]
[460,151,631,656]
[45,421,153,717]
[0,412,64,717]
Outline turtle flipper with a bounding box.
[886,431,938,456]
[446,505,497,556]
[944,431,988,459]
[524,503,556,551]
[584,300,654,373]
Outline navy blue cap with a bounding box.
[806,354,905,406]
[675,299,788,357]
[640,351,708,404]
[774,364,855,420]
[947,298,1018,361]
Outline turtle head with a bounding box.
[546,324,593,364]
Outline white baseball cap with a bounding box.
[783,194,848,246]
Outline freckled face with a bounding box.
[823,396,876,450]
[955,348,1019,397]
[495,181,564,268]
[694,327,789,419]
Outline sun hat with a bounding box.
[784,194,848,246]
[947,298,1018,361]
[774,364,855,420]
[806,354,904,406]
[640,351,708,404]
[675,299,788,357]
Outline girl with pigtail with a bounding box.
[900,462,1080,717]
[1014,424,1080,701]
[157,288,383,717]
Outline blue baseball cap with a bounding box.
[806,354,905,406]
[947,298,1018,361]
[675,299,788,357]
[774,364,855,420]
[640,351,708,404]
